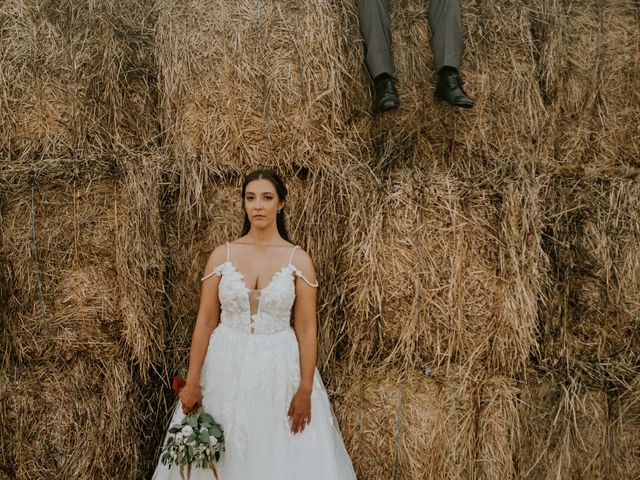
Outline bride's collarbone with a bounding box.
[226,241,297,290]
[229,262,291,291]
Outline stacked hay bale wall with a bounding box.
[1,0,638,479]
[0,160,164,478]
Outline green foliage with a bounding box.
[160,407,225,471]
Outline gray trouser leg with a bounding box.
[428,0,463,71]
[358,0,394,79]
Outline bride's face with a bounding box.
[244,179,283,229]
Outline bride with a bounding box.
[152,170,357,479]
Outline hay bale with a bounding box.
[1,167,121,362]
[517,369,609,479]
[0,369,12,476]
[336,167,421,369]
[457,0,545,159]
[0,159,164,369]
[491,171,547,373]
[338,165,542,375]
[115,158,165,372]
[517,371,609,479]
[351,0,546,173]
[0,0,157,158]
[343,169,495,365]
[540,175,640,384]
[594,1,640,171]
[331,366,478,480]
[155,0,356,172]
[530,1,640,173]
[1,359,144,479]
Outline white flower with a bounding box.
[209,436,218,446]
[181,425,193,437]
[175,432,184,443]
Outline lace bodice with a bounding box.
[202,244,318,335]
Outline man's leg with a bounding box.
[428,0,473,107]
[428,0,463,71]
[358,0,394,78]
[358,0,399,112]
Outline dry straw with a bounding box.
[539,175,640,386]
[1,158,164,477]
[3,359,143,479]
[517,369,611,479]
[459,0,546,160]
[331,366,480,480]
[0,0,157,160]
[154,0,359,173]
[336,165,544,376]
[608,375,640,479]
[2,162,121,363]
[477,376,519,480]
[530,1,640,175]
[1,158,164,370]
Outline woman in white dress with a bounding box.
[152,170,357,479]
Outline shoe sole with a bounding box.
[434,93,473,109]
[374,101,400,114]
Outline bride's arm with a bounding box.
[180,244,226,413]
[289,249,318,433]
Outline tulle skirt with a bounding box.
[151,323,357,480]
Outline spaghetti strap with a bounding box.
[287,245,299,265]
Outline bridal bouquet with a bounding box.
[161,374,225,479]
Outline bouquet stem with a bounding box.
[179,464,193,480]
[210,461,220,480]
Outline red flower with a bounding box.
[172,375,186,394]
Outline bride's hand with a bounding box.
[179,382,202,414]
[288,387,312,434]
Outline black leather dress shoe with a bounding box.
[373,74,400,113]
[434,68,474,108]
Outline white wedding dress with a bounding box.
[152,244,357,480]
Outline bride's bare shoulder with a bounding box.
[290,246,315,270]
[204,243,230,270]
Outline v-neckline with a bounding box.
[226,260,292,293]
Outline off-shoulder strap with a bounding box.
[201,265,223,282]
[293,268,319,288]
